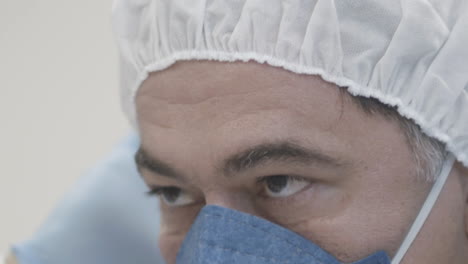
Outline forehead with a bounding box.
[134,60,408,175]
[136,60,343,128]
[138,61,333,101]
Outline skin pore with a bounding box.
[135,60,468,264]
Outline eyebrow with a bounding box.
[135,141,344,180]
[222,141,343,176]
[135,148,184,179]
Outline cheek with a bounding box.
[290,211,404,262]
[275,177,427,262]
[399,174,467,263]
[158,232,184,264]
[158,204,203,263]
[261,183,349,225]
[158,215,196,264]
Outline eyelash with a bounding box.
[146,186,174,196]
[256,174,307,184]
[146,174,309,198]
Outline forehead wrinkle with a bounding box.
[139,83,272,115]
[137,63,341,130]
[137,61,307,108]
[141,90,290,132]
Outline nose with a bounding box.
[203,189,259,216]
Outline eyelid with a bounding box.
[146,185,176,196]
[257,174,312,199]
[256,174,308,184]
[147,185,199,208]
[146,187,162,196]
[147,175,311,200]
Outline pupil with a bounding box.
[267,176,288,193]
[163,187,181,202]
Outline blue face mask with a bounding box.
[176,205,391,264]
[176,155,456,264]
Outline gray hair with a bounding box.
[341,89,447,182]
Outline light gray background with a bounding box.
[0,0,130,252]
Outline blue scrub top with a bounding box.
[13,133,165,264]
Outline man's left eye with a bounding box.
[260,175,310,198]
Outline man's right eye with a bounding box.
[147,186,196,207]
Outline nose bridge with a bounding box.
[187,134,261,216]
[203,188,258,216]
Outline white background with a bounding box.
[0,0,129,252]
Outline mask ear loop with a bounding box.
[391,154,456,264]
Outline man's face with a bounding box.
[135,61,467,263]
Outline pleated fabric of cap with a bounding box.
[111,0,468,167]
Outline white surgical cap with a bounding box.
[112,0,468,167]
